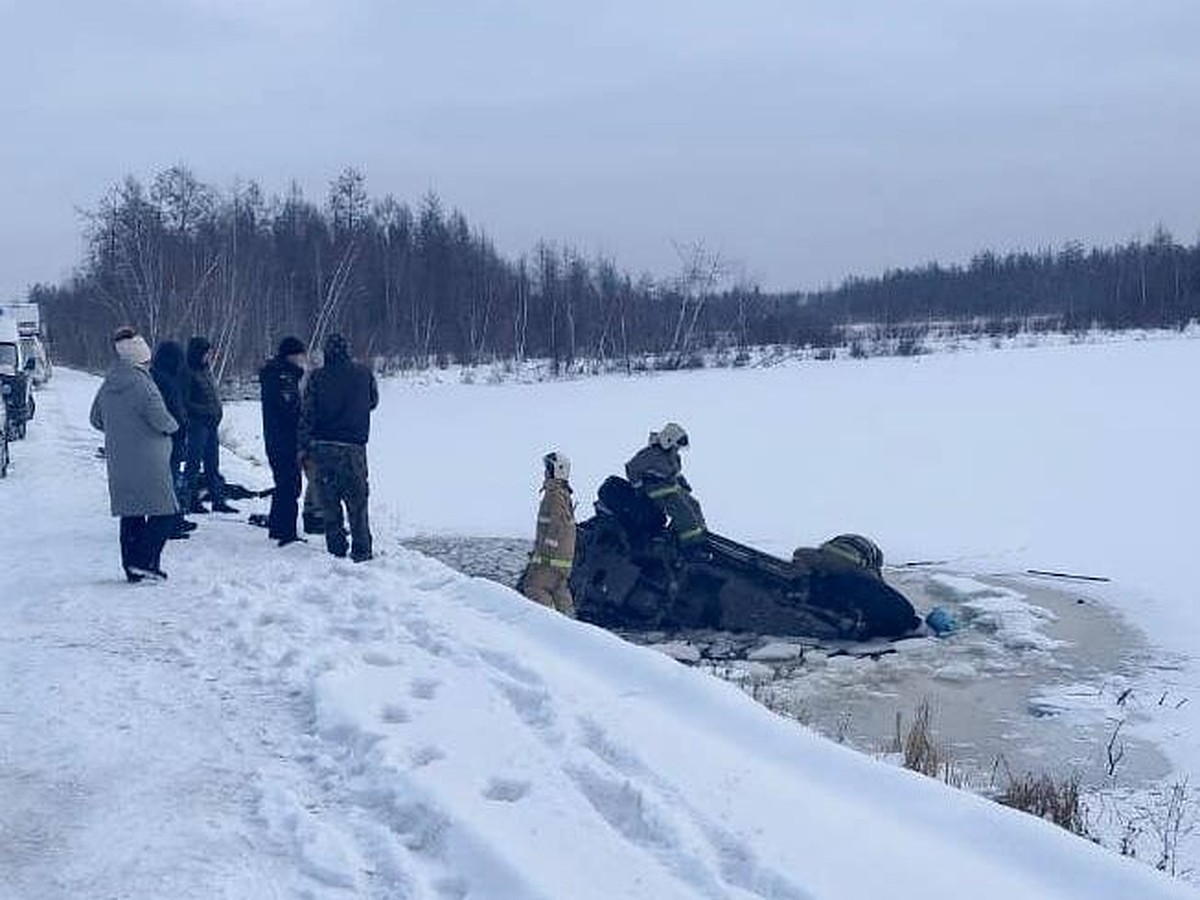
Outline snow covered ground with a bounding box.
[226,334,1200,768]
[1,336,1198,897]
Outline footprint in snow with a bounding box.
[410,678,440,700]
[410,745,445,768]
[498,681,557,732]
[478,649,543,687]
[413,574,455,592]
[297,584,327,605]
[482,777,530,803]
[434,877,469,900]
[380,703,410,724]
[387,801,449,855]
[362,649,403,667]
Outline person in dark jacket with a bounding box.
[183,336,236,513]
[260,336,307,545]
[299,333,379,561]
[150,340,196,539]
[90,326,180,582]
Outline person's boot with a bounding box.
[210,500,239,514]
[127,566,167,581]
[302,511,325,535]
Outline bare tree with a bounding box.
[669,239,727,359]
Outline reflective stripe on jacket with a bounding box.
[625,443,681,487]
[532,477,575,570]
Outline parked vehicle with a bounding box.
[0,388,9,477]
[0,317,35,440]
[19,335,51,385]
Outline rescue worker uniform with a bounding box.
[625,441,707,548]
[298,365,325,535]
[520,476,577,617]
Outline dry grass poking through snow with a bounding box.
[996,769,1090,838]
[892,698,967,789]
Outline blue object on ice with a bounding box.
[925,606,957,636]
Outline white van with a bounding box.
[18,334,51,385]
[0,315,22,374]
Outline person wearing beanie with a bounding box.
[298,333,379,562]
[113,330,153,366]
[89,326,180,582]
[259,335,308,545]
[183,335,236,514]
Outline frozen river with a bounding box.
[402,535,1169,792]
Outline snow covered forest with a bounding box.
[30,165,1200,376]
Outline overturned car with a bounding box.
[570,477,921,641]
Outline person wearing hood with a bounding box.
[150,340,196,539]
[298,333,378,562]
[183,336,236,514]
[90,326,180,582]
[260,336,307,545]
[518,451,577,617]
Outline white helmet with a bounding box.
[543,451,571,481]
[655,422,689,451]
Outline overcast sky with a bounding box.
[1,0,1198,298]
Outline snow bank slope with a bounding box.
[3,369,1195,899]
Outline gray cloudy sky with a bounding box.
[2,0,1198,298]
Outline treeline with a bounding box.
[31,166,1200,376]
[799,230,1200,333]
[35,166,759,377]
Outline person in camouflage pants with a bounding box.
[312,442,371,560]
[299,334,379,562]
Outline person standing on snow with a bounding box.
[90,326,180,582]
[259,336,307,546]
[183,336,236,514]
[518,451,577,617]
[299,333,378,562]
[298,350,325,537]
[625,422,707,553]
[150,340,196,540]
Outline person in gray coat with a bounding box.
[90,326,181,582]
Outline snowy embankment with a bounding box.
[1,369,1194,897]
[225,332,1200,771]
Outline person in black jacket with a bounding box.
[150,340,197,539]
[259,336,307,545]
[299,333,379,561]
[183,336,236,513]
